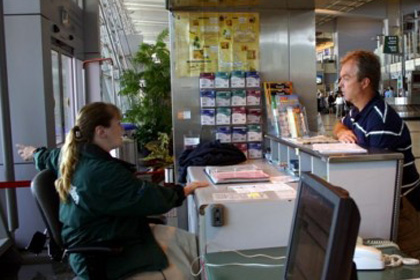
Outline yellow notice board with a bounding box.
[174,12,260,77]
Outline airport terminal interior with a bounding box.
[1,0,420,279]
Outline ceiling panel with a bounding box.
[122,0,375,43]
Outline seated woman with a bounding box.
[17,102,208,280]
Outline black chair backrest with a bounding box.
[31,169,63,249]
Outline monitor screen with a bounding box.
[284,172,360,280]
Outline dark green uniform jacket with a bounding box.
[34,144,185,280]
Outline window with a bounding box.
[51,50,64,145]
[51,50,78,145]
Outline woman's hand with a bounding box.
[16,144,36,161]
[184,181,209,196]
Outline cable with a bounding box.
[190,242,286,277]
[189,251,286,277]
[232,249,286,260]
[402,257,420,266]
[384,254,403,267]
[190,255,204,277]
[383,254,420,267]
[205,242,285,260]
[205,262,284,268]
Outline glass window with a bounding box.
[72,0,83,9]
[51,50,77,146]
[61,54,74,135]
[51,50,64,145]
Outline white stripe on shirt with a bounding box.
[403,161,415,167]
[397,145,412,151]
[402,177,420,189]
[365,122,405,137]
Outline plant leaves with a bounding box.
[118,29,172,150]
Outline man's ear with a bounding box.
[95,125,107,138]
[361,77,371,90]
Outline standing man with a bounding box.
[333,50,420,206]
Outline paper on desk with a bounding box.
[227,183,296,200]
[270,175,298,184]
[287,135,339,145]
[212,192,269,201]
[275,190,296,200]
[312,143,367,154]
[228,183,293,193]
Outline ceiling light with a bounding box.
[132,20,168,24]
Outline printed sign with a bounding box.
[383,36,399,54]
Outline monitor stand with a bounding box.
[350,262,358,280]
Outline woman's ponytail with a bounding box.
[55,126,81,202]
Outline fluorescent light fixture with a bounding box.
[124,3,165,8]
[133,20,168,24]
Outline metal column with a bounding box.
[0,0,16,256]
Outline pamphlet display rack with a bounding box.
[199,71,263,159]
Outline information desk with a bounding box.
[204,247,420,280]
[265,134,404,241]
[187,160,296,255]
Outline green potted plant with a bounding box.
[143,132,174,169]
[119,29,172,168]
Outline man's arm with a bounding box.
[333,122,357,143]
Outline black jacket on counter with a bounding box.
[178,140,247,183]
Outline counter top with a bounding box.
[265,134,404,163]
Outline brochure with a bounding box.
[204,164,270,184]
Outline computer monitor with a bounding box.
[284,172,361,280]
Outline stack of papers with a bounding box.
[312,143,367,154]
[289,135,339,145]
[205,164,270,184]
[212,183,297,201]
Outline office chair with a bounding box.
[31,169,123,280]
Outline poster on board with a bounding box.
[174,12,260,77]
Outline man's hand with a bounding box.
[184,181,209,196]
[333,122,357,143]
[336,130,357,143]
[16,144,36,161]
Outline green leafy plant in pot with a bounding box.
[119,29,173,168]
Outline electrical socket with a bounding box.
[210,204,224,227]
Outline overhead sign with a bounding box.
[383,36,399,54]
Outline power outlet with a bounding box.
[210,204,224,227]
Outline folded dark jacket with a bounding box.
[178,140,247,183]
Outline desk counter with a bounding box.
[265,134,404,240]
[187,160,296,254]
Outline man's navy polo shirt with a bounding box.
[342,94,420,209]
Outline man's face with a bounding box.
[339,60,364,104]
